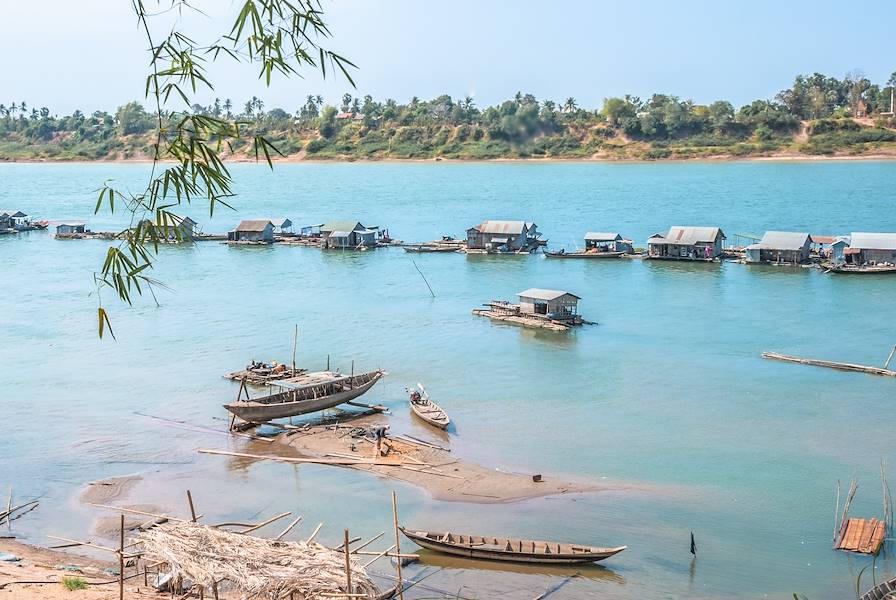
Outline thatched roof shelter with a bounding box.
[139,522,381,599]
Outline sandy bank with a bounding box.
[250,412,605,503]
[0,539,148,599]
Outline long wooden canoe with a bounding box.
[408,385,449,430]
[827,264,896,274]
[223,370,385,422]
[400,527,625,564]
[545,250,625,259]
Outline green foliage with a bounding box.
[61,576,88,591]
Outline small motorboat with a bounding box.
[400,527,625,564]
[408,384,450,430]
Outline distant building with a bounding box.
[270,218,293,234]
[517,288,580,319]
[744,231,811,264]
[320,220,378,249]
[466,220,541,251]
[138,214,198,241]
[584,232,633,253]
[228,220,274,242]
[56,222,86,235]
[647,226,726,261]
[839,232,896,265]
[300,224,323,237]
[335,112,364,121]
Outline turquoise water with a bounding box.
[2,161,896,598]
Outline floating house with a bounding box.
[228,220,274,243]
[647,226,726,261]
[56,222,86,235]
[0,210,29,230]
[472,288,586,331]
[270,218,293,234]
[842,233,896,265]
[138,214,198,241]
[744,231,811,264]
[585,232,633,253]
[466,220,542,252]
[320,221,378,249]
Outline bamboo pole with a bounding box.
[349,531,385,554]
[88,503,196,524]
[274,515,303,541]
[884,345,896,370]
[343,529,352,597]
[305,522,324,543]
[391,491,404,600]
[834,479,841,542]
[293,324,298,374]
[239,511,292,534]
[5,487,11,531]
[118,515,124,600]
[361,544,395,569]
[187,490,197,522]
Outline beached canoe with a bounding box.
[400,528,625,564]
[544,250,625,259]
[223,370,385,422]
[408,384,449,430]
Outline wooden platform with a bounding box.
[836,518,887,554]
[472,309,572,331]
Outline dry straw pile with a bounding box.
[139,522,381,599]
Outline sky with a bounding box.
[1,0,894,115]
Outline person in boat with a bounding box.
[409,390,421,403]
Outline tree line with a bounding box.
[2,69,895,157]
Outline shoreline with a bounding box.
[2,152,896,165]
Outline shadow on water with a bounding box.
[642,258,725,277]
[412,549,626,584]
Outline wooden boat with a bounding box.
[827,264,896,274]
[400,528,625,564]
[223,370,385,422]
[408,384,449,430]
[403,244,458,253]
[545,249,624,259]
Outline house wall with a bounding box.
[861,249,896,263]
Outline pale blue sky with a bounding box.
[1,0,894,114]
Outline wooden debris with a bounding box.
[836,518,887,554]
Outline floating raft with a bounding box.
[836,518,887,554]
[472,309,573,332]
[762,352,896,378]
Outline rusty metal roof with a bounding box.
[233,220,272,232]
[471,220,527,235]
[517,288,581,301]
[652,226,725,245]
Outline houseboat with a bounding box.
[466,220,545,254]
[647,226,726,261]
[744,231,812,265]
[472,288,587,331]
[546,232,633,258]
[828,232,896,273]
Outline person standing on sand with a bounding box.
[374,425,390,456]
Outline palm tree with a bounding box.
[0,104,5,118]
[10,103,18,118]
[243,100,254,118]
[213,98,221,117]
[20,101,27,117]
[315,95,323,106]
[563,97,577,113]
[514,91,523,105]
[223,98,232,118]
[253,97,264,114]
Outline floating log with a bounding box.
[762,352,896,377]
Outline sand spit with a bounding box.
[79,476,142,505]
[265,412,602,503]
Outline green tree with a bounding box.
[115,101,153,135]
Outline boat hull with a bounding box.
[224,372,383,422]
[828,265,896,274]
[400,528,625,564]
[410,402,450,430]
[545,251,624,259]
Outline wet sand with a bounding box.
[269,412,606,503]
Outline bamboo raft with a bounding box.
[762,351,896,378]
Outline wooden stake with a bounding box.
[212,581,219,600]
[306,522,324,543]
[343,529,353,597]
[5,487,11,531]
[119,514,125,600]
[391,491,404,600]
[239,511,292,534]
[187,490,197,522]
[274,515,303,541]
[293,324,298,374]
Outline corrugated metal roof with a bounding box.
[0,210,26,217]
[233,220,272,232]
[652,226,725,245]
[270,218,292,228]
[849,232,896,250]
[56,221,86,226]
[471,220,527,234]
[755,231,811,250]
[322,220,364,233]
[584,232,622,241]
[517,288,581,301]
[328,231,351,238]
